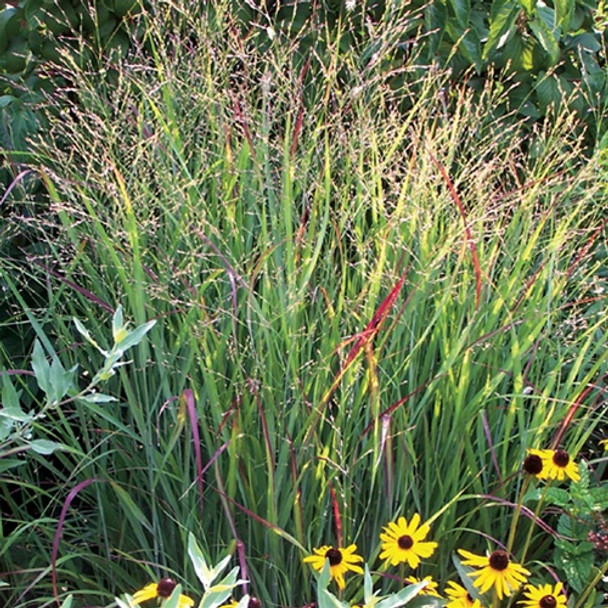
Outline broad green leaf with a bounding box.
[554,0,573,30]
[28,439,64,455]
[529,17,560,64]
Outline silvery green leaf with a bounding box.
[163,584,185,608]
[199,569,244,608]
[376,581,428,608]
[28,439,64,455]
[113,319,156,355]
[2,374,21,408]
[112,305,124,341]
[79,393,118,404]
[318,587,347,608]
[363,564,376,604]
[73,317,107,355]
[189,532,213,589]
[58,595,73,608]
[318,558,331,589]
[31,339,50,396]
[209,555,233,583]
[451,553,483,601]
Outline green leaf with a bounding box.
[0,459,25,473]
[163,584,184,608]
[529,17,560,64]
[483,1,520,60]
[451,553,484,602]
[199,567,242,608]
[28,439,64,455]
[112,304,124,342]
[112,319,156,355]
[554,0,574,31]
[78,393,118,404]
[554,540,594,592]
[448,0,470,30]
[376,581,429,608]
[523,486,571,506]
[48,358,77,406]
[31,339,51,396]
[59,595,73,608]
[318,587,347,608]
[73,317,107,355]
[188,532,213,590]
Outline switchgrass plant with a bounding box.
[1,2,607,607]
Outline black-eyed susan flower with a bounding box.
[457,549,529,599]
[404,575,442,598]
[445,581,484,608]
[519,582,568,608]
[131,578,194,608]
[536,449,580,482]
[303,544,364,590]
[523,450,548,476]
[379,514,438,568]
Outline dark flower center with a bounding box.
[523,454,543,475]
[157,578,177,598]
[539,595,557,608]
[466,593,474,604]
[398,535,414,550]
[249,597,262,608]
[553,450,569,467]
[488,550,510,571]
[325,547,343,565]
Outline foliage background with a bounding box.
[1,1,608,607]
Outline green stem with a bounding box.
[506,475,531,555]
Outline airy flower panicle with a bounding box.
[379,513,438,568]
[303,544,364,590]
[458,549,530,599]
